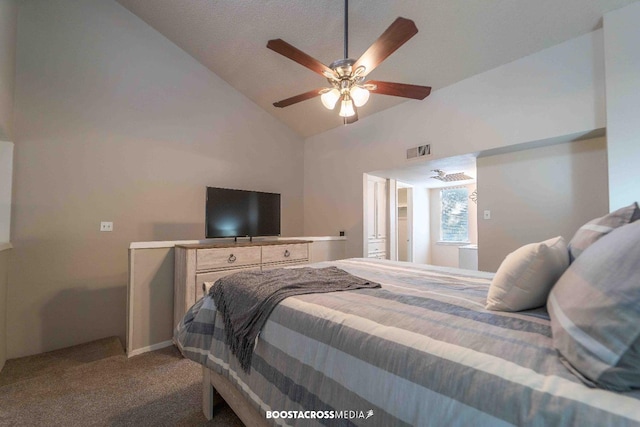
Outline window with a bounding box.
[0,141,13,242]
[440,187,469,242]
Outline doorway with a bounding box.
[397,185,412,262]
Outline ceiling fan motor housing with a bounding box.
[327,59,368,95]
[329,58,356,77]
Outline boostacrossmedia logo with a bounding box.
[266,409,374,421]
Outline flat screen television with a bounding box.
[205,187,281,239]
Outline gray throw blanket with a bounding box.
[211,266,381,372]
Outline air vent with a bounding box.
[406,144,431,160]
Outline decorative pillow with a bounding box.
[548,220,640,391]
[567,202,640,262]
[485,236,569,312]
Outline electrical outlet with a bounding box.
[100,221,113,232]
[483,210,491,220]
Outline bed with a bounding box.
[175,258,640,426]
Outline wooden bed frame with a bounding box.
[202,366,269,427]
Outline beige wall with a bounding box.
[0,247,9,371]
[9,0,304,358]
[128,247,174,354]
[0,0,18,141]
[477,137,608,272]
[304,30,605,259]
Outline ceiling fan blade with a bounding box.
[273,88,325,108]
[367,80,431,100]
[353,17,418,76]
[267,39,333,77]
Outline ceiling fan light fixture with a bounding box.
[350,85,370,107]
[339,95,356,117]
[320,88,341,110]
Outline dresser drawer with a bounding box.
[368,241,386,253]
[262,243,308,264]
[368,252,386,259]
[196,266,260,300]
[196,246,261,270]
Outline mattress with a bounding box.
[175,258,640,426]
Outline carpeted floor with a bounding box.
[0,337,244,426]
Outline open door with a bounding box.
[397,185,413,262]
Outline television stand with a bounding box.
[173,240,311,326]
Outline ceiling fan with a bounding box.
[431,170,474,182]
[267,0,432,124]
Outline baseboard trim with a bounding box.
[127,340,174,358]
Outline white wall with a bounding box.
[477,137,608,272]
[604,3,640,210]
[0,0,17,141]
[304,30,605,258]
[9,0,304,358]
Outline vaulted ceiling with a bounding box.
[116,0,638,138]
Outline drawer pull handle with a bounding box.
[284,250,290,258]
[228,254,236,263]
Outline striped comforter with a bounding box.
[175,258,640,426]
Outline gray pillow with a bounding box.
[547,220,640,391]
[567,202,639,262]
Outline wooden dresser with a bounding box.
[173,240,311,327]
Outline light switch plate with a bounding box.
[483,210,491,220]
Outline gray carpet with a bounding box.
[0,338,244,426]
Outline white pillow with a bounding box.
[486,236,569,312]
